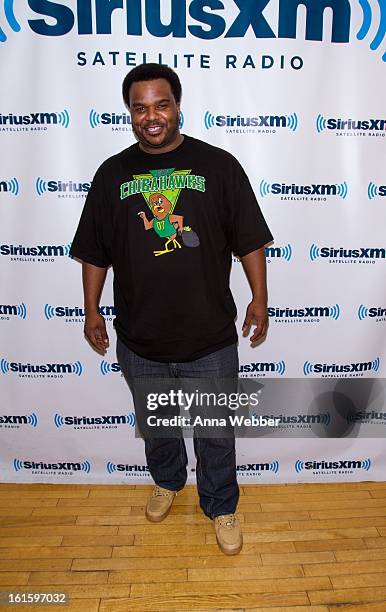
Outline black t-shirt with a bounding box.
[70,136,273,362]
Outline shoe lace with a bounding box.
[216,514,236,527]
[153,485,174,497]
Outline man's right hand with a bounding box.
[84,311,109,355]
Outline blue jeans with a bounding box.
[116,337,239,519]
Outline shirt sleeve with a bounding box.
[69,166,112,268]
[228,159,273,258]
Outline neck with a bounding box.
[139,134,184,155]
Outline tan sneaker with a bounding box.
[145,485,177,522]
[214,513,243,555]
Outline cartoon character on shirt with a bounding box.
[138,192,199,256]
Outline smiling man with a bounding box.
[70,63,273,555]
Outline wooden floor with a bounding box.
[0,482,386,611]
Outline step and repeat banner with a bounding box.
[1,0,386,484]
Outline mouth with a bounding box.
[144,124,165,136]
[154,205,164,213]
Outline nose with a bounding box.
[145,105,158,122]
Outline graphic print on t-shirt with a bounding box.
[120,168,204,257]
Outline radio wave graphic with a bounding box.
[27,413,38,427]
[179,111,184,129]
[303,361,313,376]
[100,360,111,375]
[270,460,279,474]
[126,413,136,427]
[90,110,101,129]
[320,413,331,425]
[357,0,386,61]
[357,304,369,320]
[36,177,48,196]
[63,243,71,256]
[0,358,10,374]
[309,243,320,261]
[329,304,341,320]
[372,357,380,371]
[362,458,372,471]
[281,244,292,261]
[337,182,348,199]
[44,304,55,320]
[13,458,23,471]
[259,180,271,198]
[17,303,27,319]
[368,182,378,199]
[57,110,70,128]
[0,0,20,43]
[81,461,91,473]
[107,461,117,474]
[316,114,327,133]
[287,113,298,132]
[6,177,19,196]
[295,460,304,473]
[72,361,83,376]
[54,414,65,428]
[204,111,215,130]
[275,361,286,376]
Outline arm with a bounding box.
[239,247,268,344]
[82,261,109,354]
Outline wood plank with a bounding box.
[76,513,214,525]
[0,516,76,528]
[0,559,71,571]
[0,526,118,537]
[0,600,100,612]
[260,498,386,512]
[0,536,62,547]
[73,554,264,571]
[331,572,386,589]
[290,517,386,530]
[328,604,386,612]
[261,551,335,565]
[0,546,112,559]
[242,482,386,493]
[112,541,296,557]
[0,572,30,585]
[118,521,290,536]
[245,607,328,612]
[309,585,386,605]
[304,559,386,576]
[335,547,386,562]
[130,576,331,596]
[365,537,386,549]
[376,527,386,536]
[187,565,303,581]
[310,505,386,520]
[0,490,89,498]
[133,533,206,546]
[28,570,109,585]
[108,568,187,583]
[99,592,310,611]
[0,498,59,507]
[294,539,366,552]
[243,511,310,522]
[62,535,134,547]
[0,585,132,598]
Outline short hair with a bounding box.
[122,63,182,107]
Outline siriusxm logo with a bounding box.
[204,111,298,133]
[0,358,83,377]
[36,178,90,197]
[257,413,331,428]
[260,180,348,200]
[1,243,71,262]
[2,1,384,63]
[0,303,27,320]
[239,360,285,377]
[13,458,91,473]
[309,244,386,263]
[347,411,386,423]
[317,115,386,136]
[295,458,372,473]
[106,462,150,477]
[90,109,184,129]
[368,182,386,199]
[269,304,340,323]
[54,412,135,428]
[0,111,69,132]
[100,361,121,375]
[44,304,114,321]
[0,413,38,428]
[0,177,19,195]
[237,461,279,476]
[303,357,380,377]
[358,305,386,321]
[265,244,292,262]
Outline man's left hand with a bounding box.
[242,300,268,344]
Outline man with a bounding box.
[70,63,273,555]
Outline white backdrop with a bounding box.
[1,0,386,483]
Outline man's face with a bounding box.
[129,79,181,154]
